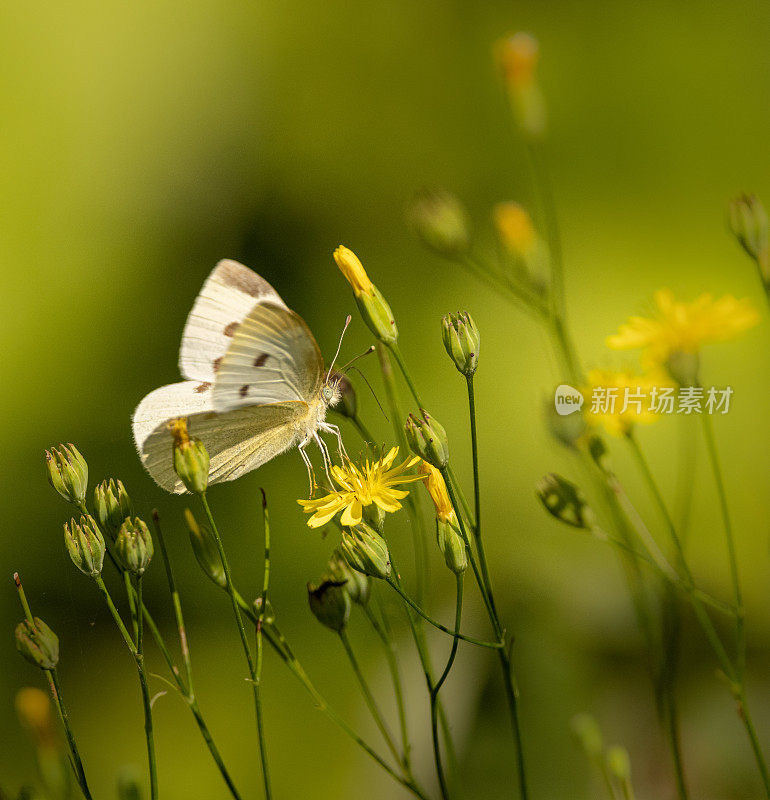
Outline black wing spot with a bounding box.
[253,353,269,367]
[239,384,249,398]
[194,382,211,393]
[224,321,239,337]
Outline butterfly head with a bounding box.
[321,377,342,408]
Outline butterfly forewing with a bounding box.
[179,259,286,383]
[211,301,324,413]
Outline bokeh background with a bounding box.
[3,1,770,798]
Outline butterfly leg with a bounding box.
[313,432,335,487]
[320,422,349,462]
[298,440,316,499]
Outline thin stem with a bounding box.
[135,577,158,800]
[48,669,92,800]
[352,415,377,448]
[199,492,266,780]
[430,573,464,800]
[255,489,272,800]
[339,630,402,767]
[388,343,426,411]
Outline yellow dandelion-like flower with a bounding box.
[298,447,423,529]
[606,289,759,368]
[583,368,673,437]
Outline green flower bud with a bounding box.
[405,410,449,469]
[184,509,226,588]
[606,745,633,788]
[170,419,210,495]
[442,312,480,377]
[253,597,276,625]
[93,479,132,540]
[340,524,391,580]
[570,713,604,759]
[64,515,105,577]
[307,578,351,632]
[115,517,154,576]
[728,193,769,282]
[544,399,587,450]
[331,372,357,419]
[329,548,371,605]
[45,444,88,506]
[408,188,471,259]
[15,618,59,670]
[436,518,468,574]
[536,474,594,530]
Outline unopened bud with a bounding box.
[571,713,604,759]
[171,419,210,494]
[332,373,357,419]
[728,193,769,282]
[16,618,59,670]
[94,479,132,540]
[408,188,471,259]
[115,517,154,576]
[436,517,467,574]
[185,509,226,588]
[544,400,587,450]
[45,444,88,506]
[494,202,550,291]
[442,311,480,377]
[254,597,276,625]
[329,549,371,605]
[405,410,449,468]
[307,578,351,632]
[64,515,105,577]
[606,745,632,783]
[536,474,594,529]
[497,33,546,138]
[340,524,391,580]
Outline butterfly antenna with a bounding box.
[325,315,352,383]
[348,366,389,423]
[337,345,376,374]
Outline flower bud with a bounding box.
[117,766,143,800]
[64,515,105,577]
[340,524,391,580]
[93,479,132,540]
[664,350,700,388]
[408,188,471,259]
[536,473,594,530]
[15,618,59,670]
[728,193,769,282]
[442,312,480,377]
[497,33,546,138]
[544,400,587,450]
[606,746,632,783]
[493,202,550,291]
[329,548,371,605]
[331,372,357,419]
[436,518,467,574]
[571,713,604,759]
[45,444,88,506]
[307,578,351,632]
[419,460,453,521]
[405,410,449,468]
[115,517,154,576]
[171,418,210,494]
[184,509,226,588]
[253,597,276,625]
[334,246,399,345]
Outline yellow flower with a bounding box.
[493,202,537,257]
[418,460,455,523]
[334,245,373,298]
[497,32,539,90]
[298,447,423,528]
[583,368,671,437]
[606,289,759,368]
[15,687,56,748]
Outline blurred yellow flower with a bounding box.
[298,447,423,528]
[15,687,56,748]
[583,368,672,437]
[494,202,537,257]
[418,460,455,523]
[606,289,759,368]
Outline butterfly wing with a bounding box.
[179,260,287,383]
[132,381,307,493]
[211,301,324,413]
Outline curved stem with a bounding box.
[48,669,92,799]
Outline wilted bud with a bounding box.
[436,518,467,574]
[185,509,226,588]
[45,444,88,506]
[340,524,391,580]
[408,188,471,259]
[170,418,210,494]
[334,246,398,345]
[442,312,480,377]
[115,517,154,576]
[405,410,449,468]
[329,549,371,605]
[496,33,546,138]
[536,474,594,530]
[331,372,357,419]
[94,479,132,540]
[606,745,632,783]
[571,713,604,759]
[307,579,351,632]
[16,618,59,670]
[64,515,105,577]
[728,193,769,282]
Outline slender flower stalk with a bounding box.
[255,490,272,800]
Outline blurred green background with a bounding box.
[3,0,770,797]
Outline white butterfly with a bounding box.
[132,260,347,494]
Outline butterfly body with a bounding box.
[133,260,345,494]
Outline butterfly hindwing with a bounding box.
[179,260,287,383]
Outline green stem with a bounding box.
[388,343,426,411]
[352,415,378,447]
[255,490,272,800]
[430,573,464,800]
[135,577,158,800]
[48,668,92,799]
[339,630,402,767]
